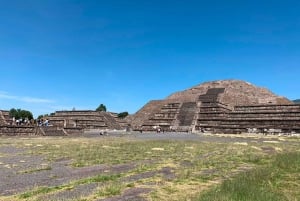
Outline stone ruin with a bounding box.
[130,80,300,134]
[1,79,300,136]
[0,109,127,136]
[47,110,126,132]
[0,110,38,136]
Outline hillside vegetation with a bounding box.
[293,99,300,104]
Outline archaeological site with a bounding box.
[130,80,300,134]
[1,79,300,135]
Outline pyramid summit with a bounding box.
[130,79,299,134]
[167,79,291,105]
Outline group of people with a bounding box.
[11,117,50,127]
[37,118,49,126]
[12,117,33,126]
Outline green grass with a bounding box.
[19,186,61,199]
[18,166,52,174]
[196,152,300,201]
[77,174,121,184]
[0,136,299,201]
[18,173,122,199]
[96,182,123,197]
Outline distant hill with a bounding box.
[293,99,300,104]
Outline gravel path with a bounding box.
[84,131,290,144]
[0,146,139,196]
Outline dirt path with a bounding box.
[0,145,139,196]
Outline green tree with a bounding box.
[37,115,44,120]
[294,99,300,104]
[9,108,19,119]
[96,104,107,112]
[9,108,33,120]
[37,114,49,119]
[118,112,129,118]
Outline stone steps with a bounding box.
[102,112,123,130]
[137,101,181,131]
[40,127,66,136]
[177,102,197,126]
[130,100,168,129]
[196,96,300,133]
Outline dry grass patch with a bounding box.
[0,136,299,201]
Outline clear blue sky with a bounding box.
[0,0,299,117]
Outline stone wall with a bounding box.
[0,126,37,136]
[196,104,300,134]
[0,110,9,125]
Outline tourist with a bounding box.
[44,119,49,126]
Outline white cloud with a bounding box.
[0,91,18,100]
[0,91,54,104]
[21,97,54,103]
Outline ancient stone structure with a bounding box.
[0,110,38,136]
[2,79,299,136]
[0,126,37,136]
[109,112,129,129]
[0,110,10,125]
[0,109,126,136]
[130,80,300,134]
[47,110,124,131]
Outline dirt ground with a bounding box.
[0,132,298,201]
[0,143,156,200]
